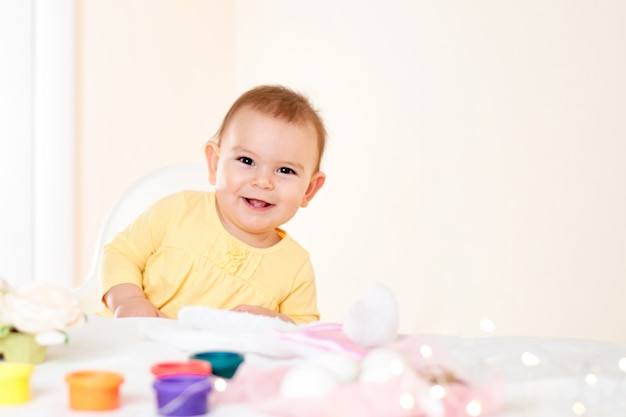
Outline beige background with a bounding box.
[75,1,626,341]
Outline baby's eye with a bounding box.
[278,167,296,175]
[238,157,254,166]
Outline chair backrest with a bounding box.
[73,162,213,314]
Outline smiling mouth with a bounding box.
[245,198,273,208]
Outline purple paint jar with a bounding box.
[153,375,212,416]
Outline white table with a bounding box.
[2,315,625,417]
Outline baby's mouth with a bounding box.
[245,198,273,208]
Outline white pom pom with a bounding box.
[280,362,340,399]
[359,348,410,383]
[342,283,398,348]
[309,352,360,384]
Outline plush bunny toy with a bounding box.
[141,284,499,417]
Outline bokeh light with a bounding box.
[214,377,227,392]
[521,351,540,367]
[466,399,483,416]
[420,344,433,359]
[572,401,586,416]
[399,392,415,409]
[429,384,445,399]
[480,318,495,333]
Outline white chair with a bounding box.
[73,162,213,314]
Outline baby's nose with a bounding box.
[252,173,273,190]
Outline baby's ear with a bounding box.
[204,142,220,185]
[300,171,326,207]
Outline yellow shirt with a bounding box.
[101,191,319,324]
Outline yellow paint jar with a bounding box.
[0,362,34,405]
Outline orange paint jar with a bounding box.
[65,370,124,410]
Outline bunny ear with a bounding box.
[274,323,369,360]
[342,283,399,349]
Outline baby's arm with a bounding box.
[101,195,181,318]
[276,259,320,324]
[105,283,164,318]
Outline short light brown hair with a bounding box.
[212,85,327,171]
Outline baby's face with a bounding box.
[209,107,323,247]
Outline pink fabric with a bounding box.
[212,365,291,406]
[212,333,502,417]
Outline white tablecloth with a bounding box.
[2,315,625,417]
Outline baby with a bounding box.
[101,85,327,324]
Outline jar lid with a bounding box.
[151,360,212,379]
[189,351,244,379]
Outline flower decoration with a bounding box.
[0,279,85,346]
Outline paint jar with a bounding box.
[189,351,244,379]
[151,360,212,379]
[153,375,212,416]
[65,370,124,410]
[0,363,34,405]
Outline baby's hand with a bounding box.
[113,297,165,318]
[231,304,295,324]
[105,283,165,318]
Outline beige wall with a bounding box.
[77,1,626,342]
[76,0,237,282]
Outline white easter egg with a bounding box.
[309,353,360,384]
[359,348,411,383]
[280,362,340,399]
